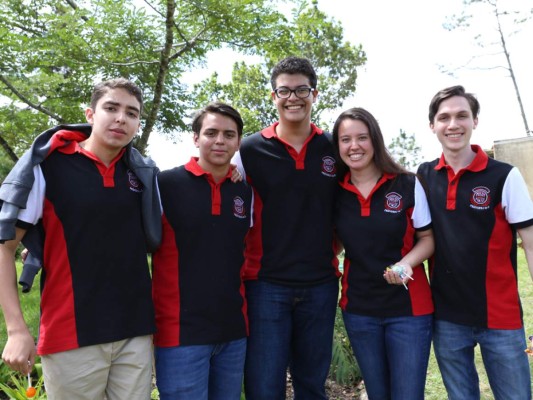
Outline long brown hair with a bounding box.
[332,107,410,177]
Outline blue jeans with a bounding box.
[433,319,532,400]
[154,337,246,400]
[244,279,339,400]
[342,312,432,400]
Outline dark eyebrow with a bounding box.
[204,128,237,133]
[103,100,140,114]
[277,85,310,89]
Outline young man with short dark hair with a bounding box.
[152,102,252,399]
[0,78,161,399]
[418,85,533,399]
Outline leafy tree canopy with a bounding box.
[388,129,421,172]
[0,0,366,164]
[192,1,366,134]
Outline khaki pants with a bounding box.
[41,335,152,400]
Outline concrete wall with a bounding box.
[493,136,533,199]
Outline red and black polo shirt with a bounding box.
[336,172,433,317]
[18,130,154,355]
[418,145,533,329]
[152,158,252,346]
[235,123,340,287]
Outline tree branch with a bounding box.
[142,0,166,18]
[0,132,19,163]
[0,75,66,123]
[109,60,161,67]
[63,0,89,21]
[168,30,206,61]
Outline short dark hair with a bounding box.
[90,78,143,113]
[270,56,317,90]
[191,102,244,137]
[428,85,480,123]
[332,107,409,177]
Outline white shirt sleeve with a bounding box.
[249,191,254,228]
[231,150,246,181]
[231,150,253,227]
[17,165,45,225]
[412,176,432,229]
[502,167,533,224]
[155,177,163,215]
[229,150,253,227]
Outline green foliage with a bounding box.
[0,261,43,398]
[192,63,276,135]
[0,153,15,183]
[0,106,51,161]
[0,0,293,156]
[0,367,45,400]
[0,0,153,156]
[0,363,12,389]
[329,307,360,385]
[287,1,364,126]
[0,261,41,369]
[388,129,422,171]
[0,0,366,155]
[189,0,367,134]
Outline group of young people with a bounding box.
[0,55,531,400]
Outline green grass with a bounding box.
[1,251,532,399]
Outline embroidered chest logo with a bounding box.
[384,192,403,214]
[470,186,490,210]
[127,170,144,193]
[233,196,247,219]
[321,156,337,178]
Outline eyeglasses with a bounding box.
[273,87,315,99]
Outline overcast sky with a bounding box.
[148,0,533,169]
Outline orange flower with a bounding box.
[26,386,36,398]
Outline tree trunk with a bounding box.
[494,3,531,135]
[136,0,176,154]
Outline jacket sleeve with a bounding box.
[125,146,162,252]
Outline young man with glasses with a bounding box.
[233,56,340,399]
